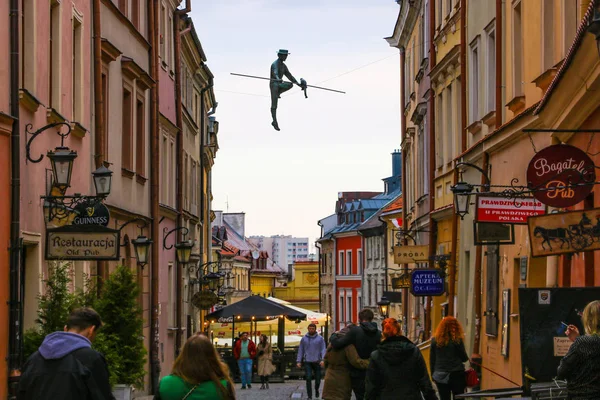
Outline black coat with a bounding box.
[330,322,381,377]
[557,334,600,400]
[364,336,438,400]
[17,347,114,400]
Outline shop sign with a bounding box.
[526,144,596,208]
[528,207,600,257]
[393,245,429,264]
[410,269,445,297]
[474,222,515,245]
[476,195,545,224]
[46,225,120,260]
[72,201,110,226]
[191,291,219,310]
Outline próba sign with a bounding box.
[526,144,596,208]
[476,195,545,224]
[393,245,429,264]
[45,225,120,260]
[410,269,445,297]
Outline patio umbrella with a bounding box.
[205,295,306,323]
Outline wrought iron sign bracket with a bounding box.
[26,122,72,164]
[162,226,190,250]
[41,194,105,223]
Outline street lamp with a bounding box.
[588,4,600,57]
[92,165,113,197]
[377,296,391,319]
[163,227,194,265]
[47,146,77,189]
[451,181,474,219]
[131,235,152,267]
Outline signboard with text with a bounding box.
[393,245,429,264]
[45,225,120,260]
[410,269,445,297]
[476,195,545,224]
[526,144,596,208]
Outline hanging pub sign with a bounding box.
[410,269,445,297]
[191,290,219,310]
[474,222,515,245]
[45,225,120,260]
[528,207,600,257]
[393,245,429,264]
[476,194,545,224]
[391,272,411,289]
[526,144,596,208]
[72,201,110,227]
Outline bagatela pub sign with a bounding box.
[476,195,545,224]
[410,269,445,297]
[526,144,596,208]
[393,245,429,264]
[46,225,120,261]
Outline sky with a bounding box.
[191,1,400,247]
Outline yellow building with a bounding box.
[274,261,320,312]
[250,252,288,298]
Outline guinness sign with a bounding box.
[73,201,110,226]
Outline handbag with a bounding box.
[182,384,199,400]
[465,368,479,387]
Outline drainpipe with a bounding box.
[399,46,409,335]
[148,0,161,394]
[426,0,437,341]
[92,0,107,286]
[472,152,489,364]
[495,0,502,129]
[173,8,185,356]
[9,0,22,389]
[448,168,459,316]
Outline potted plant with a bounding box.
[94,265,146,400]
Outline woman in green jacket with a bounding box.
[158,334,235,400]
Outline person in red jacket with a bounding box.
[233,332,257,389]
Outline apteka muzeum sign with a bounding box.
[46,225,120,261]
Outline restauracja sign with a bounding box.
[45,226,120,261]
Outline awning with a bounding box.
[205,295,306,323]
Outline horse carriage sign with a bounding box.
[528,208,600,257]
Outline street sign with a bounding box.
[410,269,445,297]
[45,225,120,260]
[393,245,429,264]
[476,195,545,224]
[527,144,596,208]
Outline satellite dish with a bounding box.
[251,250,260,260]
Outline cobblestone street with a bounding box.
[233,380,357,400]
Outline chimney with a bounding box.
[392,149,402,178]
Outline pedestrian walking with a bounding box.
[233,332,256,389]
[157,333,235,400]
[17,307,114,400]
[256,334,276,389]
[430,316,469,400]
[321,323,370,400]
[330,308,381,400]
[558,300,600,399]
[296,323,327,400]
[364,318,437,400]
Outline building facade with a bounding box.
[317,214,337,320]
[273,260,320,311]
[248,235,310,267]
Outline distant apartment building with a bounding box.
[248,235,310,268]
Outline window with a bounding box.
[191,161,197,210]
[135,97,145,177]
[542,2,553,71]
[339,251,344,275]
[420,8,425,60]
[357,249,363,275]
[446,0,452,18]
[346,251,352,275]
[358,290,363,312]
[346,294,352,323]
[72,15,83,122]
[470,39,480,121]
[424,0,430,57]
[21,0,36,91]
[118,0,127,15]
[368,278,373,305]
[184,153,189,210]
[562,1,577,57]
[122,88,133,171]
[50,0,61,109]
[436,90,444,167]
[131,0,140,29]
[404,51,411,105]
[160,134,167,203]
[168,14,174,70]
[486,24,496,114]
[339,295,344,328]
[436,0,442,27]
[512,1,523,97]
[445,84,453,164]
[168,263,175,326]
[170,139,175,206]
[160,4,166,61]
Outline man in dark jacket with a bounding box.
[17,307,114,400]
[330,309,381,399]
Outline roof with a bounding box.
[534,0,597,115]
[382,195,403,213]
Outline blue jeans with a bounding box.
[238,358,253,386]
[304,362,321,398]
